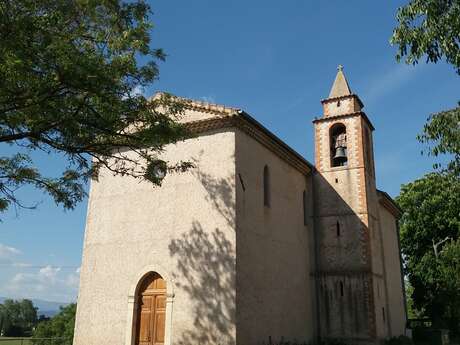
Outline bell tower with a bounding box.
[312,66,389,343]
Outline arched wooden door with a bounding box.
[135,272,166,345]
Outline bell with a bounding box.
[333,147,347,159]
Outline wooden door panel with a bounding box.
[153,311,165,344]
[141,296,152,310]
[154,278,167,290]
[139,311,151,343]
[155,295,166,310]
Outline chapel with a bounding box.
[74,67,406,345]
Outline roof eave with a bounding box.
[377,189,402,218]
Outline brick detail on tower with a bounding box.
[312,67,389,343]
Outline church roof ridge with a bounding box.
[151,92,241,116]
[182,98,241,116]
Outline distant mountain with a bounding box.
[0,297,70,317]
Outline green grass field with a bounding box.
[0,338,32,345]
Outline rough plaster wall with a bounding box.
[314,167,362,216]
[362,123,389,339]
[74,130,237,345]
[323,98,360,117]
[379,206,406,336]
[235,129,314,345]
[315,213,367,271]
[314,171,372,340]
[370,215,387,339]
[317,275,371,339]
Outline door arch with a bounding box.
[135,272,167,345]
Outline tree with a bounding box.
[391,0,460,175]
[396,173,460,329]
[32,303,76,345]
[0,0,191,214]
[436,239,460,332]
[0,299,38,336]
[405,280,424,319]
[19,299,38,333]
[0,303,8,336]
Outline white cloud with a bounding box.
[5,265,79,302]
[11,265,60,287]
[0,244,80,302]
[65,268,80,288]
[0,243,21,257]
[0,243,21,264]
[0,243,33,268]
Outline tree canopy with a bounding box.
[32,303,76,345]
[0,0,190,214]
[396,172,460,328]
[0,299,38,336]
[391,0,460,175]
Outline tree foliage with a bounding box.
[396,173,460,328]
[391,0,460,175]
[417,106,460,174]
[391,0,460,73]
[0,299,38,336]
[32,303,76,345]
[405,280,423,319]
[0,0,190,214]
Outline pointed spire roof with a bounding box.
[328,65,352,98]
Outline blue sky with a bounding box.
[1,1,458,303]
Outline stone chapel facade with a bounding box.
[74,68,406,345]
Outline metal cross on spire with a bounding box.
[337,64,344,72]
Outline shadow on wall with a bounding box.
[168,157,236,345]
[313,171,385,341]
[191,152,236,228]
[165,146,393,343]
[169,221,236,345]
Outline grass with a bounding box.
[0,338,32,345]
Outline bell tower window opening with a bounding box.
[330,123,348,167]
